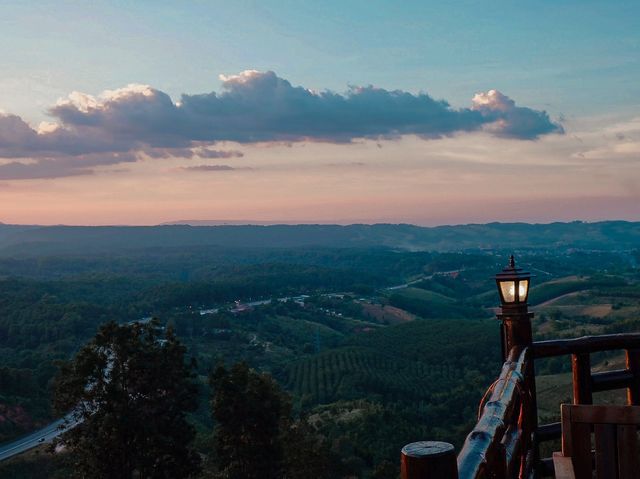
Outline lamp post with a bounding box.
[400,257,540,479]
[495,255,539,473]
[495,255,533,361]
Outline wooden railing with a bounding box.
[401,332,640,479]
[533,333,640,476]
[457,346,535,479]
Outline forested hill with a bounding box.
[0,221,638,256]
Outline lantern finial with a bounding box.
[509,255,515,269]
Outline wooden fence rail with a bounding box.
[456,346,533,479]
[532,333,640,358]
[401,332,640,479]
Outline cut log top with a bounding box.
[402,441,455,458]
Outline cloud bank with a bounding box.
[179,164,252,172]
[0,70,562,179]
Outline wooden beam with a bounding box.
[572,353,592,405]
[594,423,616,478]
[533,333,640,359]
[552,452,576,479]
[592,368,633,392]
[537,422,561,442]
[457,347,530,478]
[568,404,640,424]
[617,424,639,479]
[625,349,640,405]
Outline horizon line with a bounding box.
[1,219,637,229]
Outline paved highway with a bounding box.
[0,412,81,461]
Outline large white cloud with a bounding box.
[0,71,562,179]
[471,90,563,139]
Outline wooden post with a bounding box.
[499,310,533,362]
[401,441,458,479]
[498,308,538,466]
[625,349,640,405]
[572,353,593,404]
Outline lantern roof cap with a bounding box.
[495,255,531,281]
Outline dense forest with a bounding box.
[1,221,639,256]
[0,223,637,477]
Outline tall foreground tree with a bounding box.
[210,362,335,479]
[53,320,200,479]
[210,362,289,479]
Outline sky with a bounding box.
[0,0,638,226]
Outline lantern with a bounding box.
[495,255,531,306]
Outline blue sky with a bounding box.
[3,1,638,118]
[0,1,638,225]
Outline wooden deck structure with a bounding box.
[400,260,640,479]
[553,404,640,479]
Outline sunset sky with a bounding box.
[1,1,638,225]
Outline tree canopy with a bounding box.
[53,320,200,479]
[210,362,290,479]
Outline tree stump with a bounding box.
[401,441,458,479]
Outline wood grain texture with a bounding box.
[616,425,638,479]
[625,349,640,405]
[533,334,640,359]
[594,423,616,478]
[572,353,593,405]
[571,422,592,479]
[552,452,576,479]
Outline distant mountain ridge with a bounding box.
[161,220,329,226]
[0,221,638,256]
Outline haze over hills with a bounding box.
[0,221,638,256]
[161,220,338,226]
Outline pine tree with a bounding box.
[53,320,200,479]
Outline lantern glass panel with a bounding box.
[518,279,529,302]
[500,281,516,303]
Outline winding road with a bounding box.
[0,412,81,461]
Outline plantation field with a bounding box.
[386,287,486,319]
[583,304,613,317]
[529,275,629,306]
[609,306,640,323]
[536,371,627,420]
[349,319,500,365]
[285,346,461,404]
[536,351,634,420]
[389,287,455,304]
[285,319,501,407]
[533,291,583,308]
[360,303,416,324]
[529,277,590,306]
[534,302,613,319]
